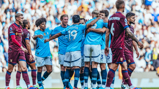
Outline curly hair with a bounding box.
[35,18,46,27]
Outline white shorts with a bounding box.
[84,45,101,63]
[105,48,112,63]
[35,56,52,67]
[64,51,81,67]
[58,54,65,65]
[100,50,106,63]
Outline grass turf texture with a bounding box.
[0,88,159,89]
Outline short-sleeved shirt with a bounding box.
[8,23,23,52]
[124,25,134,52]
[101,22,108,50]
[60,24,86,52]
[84,17,107,45]
[34,28,51,57]
[22,29,30,48]
[108,12,129,49]
[51,25,69,55]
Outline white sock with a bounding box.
[27,84,30,88]
[106,87,110,89]
[92,84,96,88]
[110,84,114,88]
[129,85,134,88]
[6,86,9,88]
[102,85,105,88]
[84,83,88,87]
[98,84,102,87]
[16,86,20,88]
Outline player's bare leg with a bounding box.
[42,65,52,81]
[5,64,14,89]
[29,62,37,87]
[84,62,90,88]
[18,61,31,88]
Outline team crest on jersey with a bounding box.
[120,57,123,61]
[44,33,46,36]
[10,59,12,62]
[128,59,130,63]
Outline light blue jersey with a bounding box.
[84,17,107,45]
[101,22,108,50]
[51,25,69,55]
[34,28,51,57]
[61,24,86,52]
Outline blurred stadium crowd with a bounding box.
[0,0,159,73]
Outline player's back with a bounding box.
[108,12,128,49]
[61,24,86,52]
[51,25,69,55]
[8,23,23,52]
[85,18,106,45]
[22,29,30,48]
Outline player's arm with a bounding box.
[104,28,110,55]
[32,35,43,40]
[125,28,143,48]
[133,41,139,58]
[44,33,62,43]
[87,27,107,33]
[86,16,100,29]
[10,34,28,53]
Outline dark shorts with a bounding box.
[112,48,126,64]
[25,53,35,65]
[124,48,135,66]
[8,51,26,65]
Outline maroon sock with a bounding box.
[16,71,21,86]
[31,70,37,85]
[22,71,30,86]
[106,69,115,87]
[122,70,132,86]
[6,71,11,86]
[128,68,133,76]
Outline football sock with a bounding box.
[22,71,30,86]
[37,72,42,87]
[106,69,115,87]
[16,71,21,86]
[31,69,36,85]
[42,71,51,81]
[101,69,107,88]
[122,70,132,86]
[64,69,71,88]
[92,68,97,88]
[74,68,80,88]
[61,71,65,87]
[6,71,11,86]
[84,67,89,87]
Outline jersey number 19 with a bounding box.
[68,30,77,41]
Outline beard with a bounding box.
[130,21,135,24]
[28,27,30,29]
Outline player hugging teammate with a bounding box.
[5,0,144,89]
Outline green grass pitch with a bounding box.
[0,88,159,89]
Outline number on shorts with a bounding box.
[68,30,77,41]
[110,23,115,36]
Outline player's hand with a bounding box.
[86,28,92,34]
[38,35,43,39]
[21,46,28,53]
[138,42,143,49]
[44,39,50,43]
[29,54,33,62]
[104,47,109,56]
[136,51,139,58]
